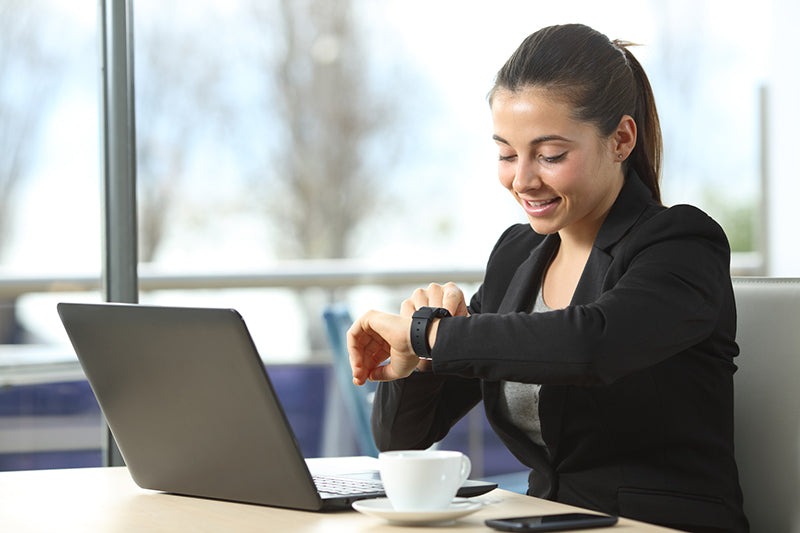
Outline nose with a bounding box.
[512,157,542,194]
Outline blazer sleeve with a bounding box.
[370,372,482,451]
[431,205,734,385]
[368,226,531,450]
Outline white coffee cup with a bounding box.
[378,450,471,511]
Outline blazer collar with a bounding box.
[572,174,654,304]
[592,171,653,252]
[498,173,653,312]
[498,234,559,313]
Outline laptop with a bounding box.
[57,302,496,511]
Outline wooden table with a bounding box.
[0,466,680,532]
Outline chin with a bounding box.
[527,220,560,236]
[520,203,564,235]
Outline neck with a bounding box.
[558,172,625,252]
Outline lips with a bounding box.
[522,197,560,216]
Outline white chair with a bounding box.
[732,277,800,533]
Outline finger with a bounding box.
[367,363,397,382]
[368,355,419,382]
[400,297,416,317]
[409,284,445,310]
[347,335,371,386]
[424,283,445,307]
[442,282,468,316]
[351,340,389,385]
[348,310,415,385]
[352,337,385,385]
[409,287,431,310]
[347,313,387,385]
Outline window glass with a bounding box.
[1,0,771,471]
[0,0,100,471]
[133,0,768,275]
[130,0,769,361]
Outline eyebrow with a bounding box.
[492,134,572,146]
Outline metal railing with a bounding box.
[0,250,764,299]
[0,261,486,299]
[0,262,486,386]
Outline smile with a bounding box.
[523,197,560,216]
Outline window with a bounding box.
[0,0,776,472]
[0,0,100,470]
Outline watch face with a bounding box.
[413,307,451,319]
[414,307,434,318]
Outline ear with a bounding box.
[612,115,637,161]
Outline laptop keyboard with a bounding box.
[313,475,384,497]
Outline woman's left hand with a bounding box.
[347,310,417,385]
[348,283,467,385]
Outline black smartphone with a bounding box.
[485,512,618,532]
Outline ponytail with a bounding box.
[614,41,662,204]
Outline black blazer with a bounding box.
[372,176,748,533]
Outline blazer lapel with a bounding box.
[571,174,653,305]
[571,248,612,304]
[498,234,560,313]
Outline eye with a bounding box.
[498,154,517,162]
[540,152,566,164]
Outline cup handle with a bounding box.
[459,455,472,484]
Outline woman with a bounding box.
[348,24,748,533]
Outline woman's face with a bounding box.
[491,87,628,244]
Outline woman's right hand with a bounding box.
[401,282,468,372]
[400,282,469,318]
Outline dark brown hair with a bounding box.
[489,24,662,204]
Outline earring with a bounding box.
[618,154,624,159]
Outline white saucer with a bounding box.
[352,497,485,526]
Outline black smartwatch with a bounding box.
[410,306,451,360]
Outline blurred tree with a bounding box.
[0,0,63,343]
[134,0,412,265]
[0,0,61,261]
[237,0,411,357]
[701,188,756,254]
[246,0,403,260]
[134,0,231,262]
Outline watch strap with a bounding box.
[410,306,452,359]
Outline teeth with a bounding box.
[527,199,553,207]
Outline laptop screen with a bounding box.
[57,302,325,510]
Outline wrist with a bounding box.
[415,359,433,372]
[410,307,451,359]
[427,318,440,353]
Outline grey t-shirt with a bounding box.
[497,285,551,448]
